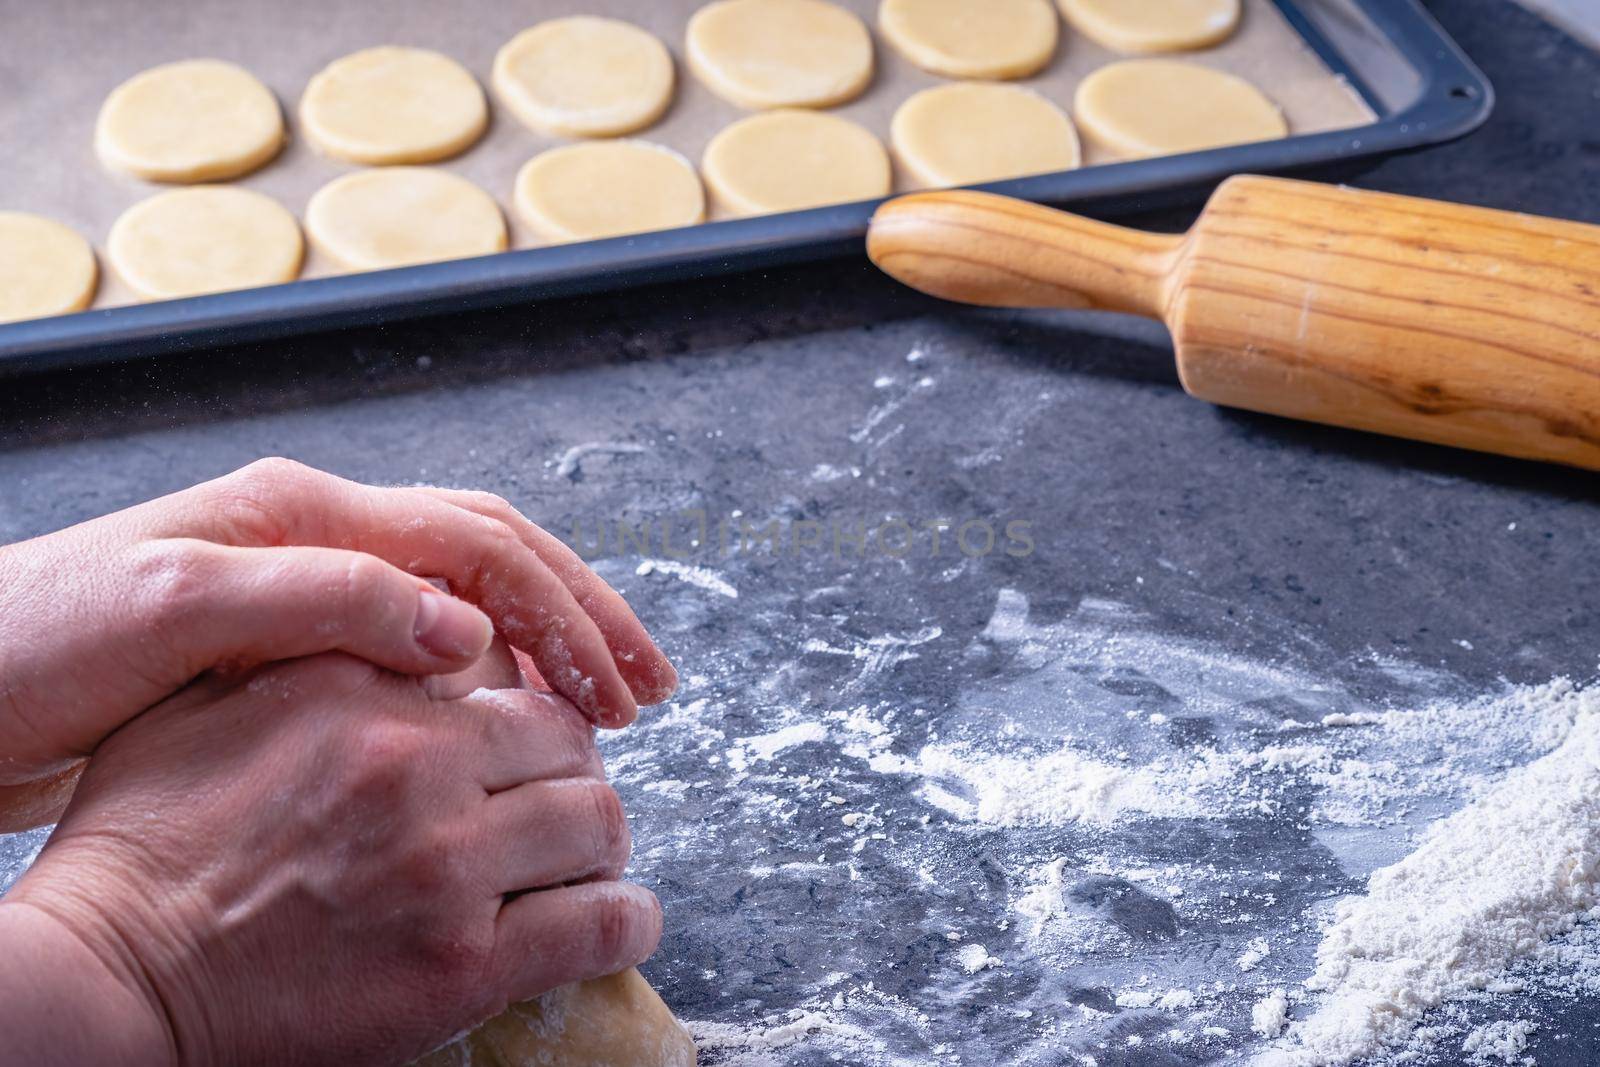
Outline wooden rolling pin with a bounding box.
[866,176,1600,470]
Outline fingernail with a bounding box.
[414,589,493,659]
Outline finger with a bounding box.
[415,487,678,707]
[491,882,662,1002]
[423,636,522,701]
[140,541,493,680]
[0,763,84,834]
[475,778,630,894]
[512,648,550,691]
[170,459,637,726]
[453,688,602,790]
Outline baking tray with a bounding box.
[0,0,1491,375]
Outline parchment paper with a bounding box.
[0,0,1374,310]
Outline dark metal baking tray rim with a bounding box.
[0,0,1492,377]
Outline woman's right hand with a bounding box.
[1,651,659,1067]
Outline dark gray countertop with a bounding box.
[3,2,1599,1064]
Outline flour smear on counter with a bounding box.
[629,576,1600,1066]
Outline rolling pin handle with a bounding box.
[867,189,1183,320]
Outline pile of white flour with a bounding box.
[1267,689,1600,1064]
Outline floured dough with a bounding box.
[1057,0,1241,53]
[107,187,302,300]
[1075,59,1285,159]
[0,212,98,324]
[687,0,873,110]
[891,82,1080,188]
[878,0,1058,80]
[413,969,696,1067]
[301,46,487,165]
[95,59,285,182]
[514,142,704,242]
[306,167,506,271]
[703,110,890,216]
[494,17,675,138]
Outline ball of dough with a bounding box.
[0,212,98,324]
[306,167,507,271]
[878,0,1058,80]
[95,59,285,183]
[891,82,1080,189]
[1074,59,1285,159]
[687,0,873,110]
[703,110,890,217]
[413,969,697,1067]
[494,17,675,138]
[107,187,302,301]
[514,142,704,243]
[1057,0,1240,53]
[300,47,487,165]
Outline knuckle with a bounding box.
[400,829,459,898]
[343,717,426,801]
[462,490,518,520]
[300,651,386,696]
[339,553,403,630]
[583,782,630,870]
[210,458,321,544]
[589,888,655,965]
[129,540,217,630]
[237,455,312,482]
[415,919,494,989]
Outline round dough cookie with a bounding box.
[687,0,873,110]
[96,59,285,182]
[1057,0,1240,53]
[703,110,890,216]
[878,0,1058,80]
[891,82,1080,188]
[307,167,506,270]
[107,187,303,300]
[0,212,98,324]
[1075,59,1285,159]
[300,46,487,165]
[494,17,674,138]
[514,142,704,242]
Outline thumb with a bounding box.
[149,539,494,678]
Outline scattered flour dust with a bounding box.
[1253,989,1290,1038]
[1267,707,1600,1065]
[547,440,647,479]
[635,558,739,599]
[663,587,1600,1066]
[954,942,1002,974]
[687,1010,869,1064]
[913,740,1202,826]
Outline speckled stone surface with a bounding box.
[1,2,1599,1064]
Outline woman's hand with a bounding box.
[1,651,660,1067]
[0,457,676,791]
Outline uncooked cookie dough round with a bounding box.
[879,0,1058,80]
[703,110,890,217]
[891,82,1080,188]
[0,212,98,324]
[306,167,506,270]
[687,0,873,110]
[1075,60,1285,159]
[494,17,674,138]
[300,46,487,165]
[96,59,285,183]
[108,188,301,301]
[1057,0,1240,53]
[514,142,704,242]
